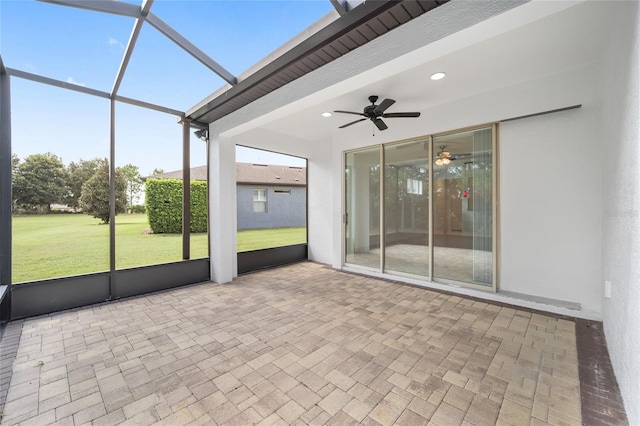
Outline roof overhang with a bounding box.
[186,0,447,125]
[198,0,620,150]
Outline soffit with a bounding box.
[186,0,447,124]
[253,0,618,143]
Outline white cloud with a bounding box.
[23,63,37,73]
[66,77,85,87]
[108,37,125,49]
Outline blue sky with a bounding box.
[1,0,328,173]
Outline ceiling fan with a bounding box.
[435,146,453,165]
[434,145,471,165]
[334,95,421,131]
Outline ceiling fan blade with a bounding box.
[374,98,395,114]
[334,110,365,116]
[374,118,388,131]
[382,112,421,118]
[339,118,367,129]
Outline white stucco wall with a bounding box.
[229,128,335,265]
[208,129,238,283]
[215,2,608,317]
[210,0,582,279]
[500,101,601,313]
[307,149,334,265]
[329,64,603,314]
[600,1,640,423]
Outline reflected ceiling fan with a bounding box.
[335,95,420,131]
[434,145,471,165]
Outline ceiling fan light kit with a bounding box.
[435,145,453,165]
[334,95,420,131]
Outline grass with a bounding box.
[12,214,306,283]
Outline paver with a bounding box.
[0,262,614,425]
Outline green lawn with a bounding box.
[237,227,307,252]
[12,214,306,283]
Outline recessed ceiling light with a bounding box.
[322,112,332,117]
[430,72,446,81]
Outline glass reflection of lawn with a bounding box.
[12,214,305,283]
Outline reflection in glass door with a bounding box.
[432,127,493,286]
[383,140,429,277]
[344,125,495,289]
[345,148,381,269]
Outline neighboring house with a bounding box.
[149,163,306,230]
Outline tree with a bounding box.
[13,153,68,213]
[79,159,127,224]
[151,168,164,176]
[11,153,19,172]
[119,163,143,209]
[66,158,102,209]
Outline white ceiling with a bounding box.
[252,0,616,143]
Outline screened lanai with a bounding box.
[0,0,356,319]
[1,0,639,424]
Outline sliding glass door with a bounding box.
[344,125,495,289]
[345,148,381,269]
[383,140,430,277]
[432,127,493,286]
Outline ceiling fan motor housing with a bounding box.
[364,104,383,119]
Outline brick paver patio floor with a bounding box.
[0,262,612,425]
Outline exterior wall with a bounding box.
[236,184,306,230]
[208,131,237,283]
[210,2,615,318]
[227,129,332,264]
[218,2,609,317]
[208,1,637,419]
[500,99,601,313]
[308,150,334,265]
[329,63,603,315]
[600,2,640,423]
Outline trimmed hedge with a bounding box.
[190,181,208,232]
[146,178,207,233]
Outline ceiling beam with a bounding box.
[37,0,141,19]
[114,95,184,117]
[329,0,348,16]
[145,12,237,86]
[7,68,184,117]
[111,0,154,97]
[330,0,366,16]
[140,0,153,17]
[7,68,111,99]
[39,0,237,87]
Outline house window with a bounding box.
[407,178,423,195]
[253,188,267,212]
